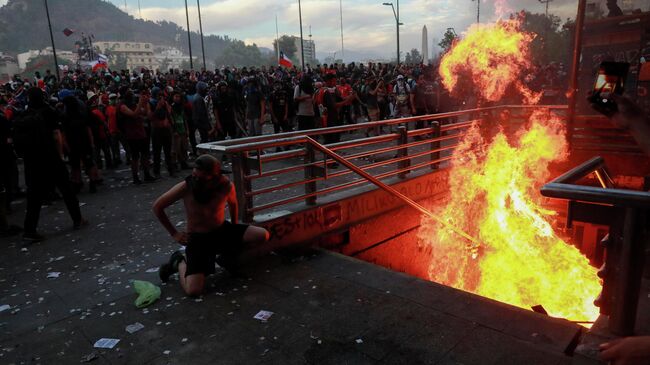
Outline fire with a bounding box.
[419,112,601,321]
[420,12,601,323]
[439,19,541,104]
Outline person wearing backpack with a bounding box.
[14,88,86,242]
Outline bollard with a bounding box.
[430,121,440,170]
[397,126,410,179]
[304,143,317,206]
[231,152,254,223]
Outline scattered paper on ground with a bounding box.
[253,310,274,321]
[125,322,145,334]
[93,338,120,349]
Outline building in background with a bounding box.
[17,47,76,70]
[291,36,316,66]
[0,52,19,82]
[95,41,158,70]
[154,46,190,71]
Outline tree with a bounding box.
[519,11,572,65]
[22,55,72,77]
[273,35,298,59]
[438,29,458,52]
[215,41,264,67]
[405,48,422,64]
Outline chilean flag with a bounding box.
[63,28,75,37]
[279,51,293,68]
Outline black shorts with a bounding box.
[185,221,249,276]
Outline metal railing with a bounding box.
[541,157,650,335]
[198,105,567,223]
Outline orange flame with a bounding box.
[439,19,541,104]
[422,16,601,323]
[419,112,600,322]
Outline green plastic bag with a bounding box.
[132,280,161,308]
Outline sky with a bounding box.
[3,0,647,61]
[101,0,587,60]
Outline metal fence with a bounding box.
[541,156,650,335]
[199,105,568,223]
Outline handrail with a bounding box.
[540,157,650,336]
[198,104,568,153]
[197,104,567,223]
[541,157,650,207]
[302,136,483,248]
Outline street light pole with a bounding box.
[539,0,553,17]
[383,2,401,65]
[298,0,305,71]
[472,0,480,24]
[197,0,206,70]
[184,0,193,70]
[44,0,60,81]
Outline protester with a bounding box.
[149,86,175,178]
[153,154,269,296]
[119,87,154,184]
[13,87,86,242]
[170,91,190,170]
[244,78,265,137]
[294,75,316,131]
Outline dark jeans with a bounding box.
[94,138,113,168]
[110,132,130,163]
[151,128,174,176]
[188,125,198,155]
[0,143,19,208]
[297,115,315,131]
[273,117,292,134]
[23,160,81,233]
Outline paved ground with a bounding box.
[0,161,590,365]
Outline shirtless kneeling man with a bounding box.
[153,154,269,296]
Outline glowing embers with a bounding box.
[418,111,601,323]
[438,19,541,104]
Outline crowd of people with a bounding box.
[0,59,571,241]
[0,61,454,240]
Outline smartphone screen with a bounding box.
[592,62,630,105]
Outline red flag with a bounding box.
[63,28,75,37]
[279,51,293,68]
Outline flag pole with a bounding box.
[184,0,194,70]
[44,0,60,81]
[275,14,280,63]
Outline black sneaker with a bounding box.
[159,250,185,283]
[23,232,45,243]
[73,218,89,230]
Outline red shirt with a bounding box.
[338,84,352,98]
[106,105,118,134]
[91,109,107,140]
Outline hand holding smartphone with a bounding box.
[589,61,630,117]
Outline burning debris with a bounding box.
[439,17,541,104]
[419,12,601,323]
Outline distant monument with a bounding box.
[422,25,429,65]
